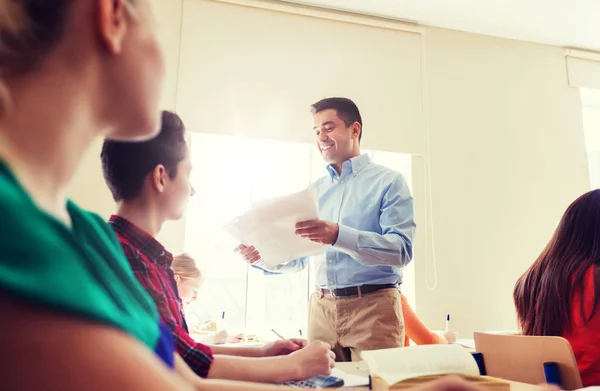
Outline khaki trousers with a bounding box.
[308,287,405,362]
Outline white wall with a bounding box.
[415,28,590,335]
[68,0,591,335]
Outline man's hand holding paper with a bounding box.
[236,217,339,265]
[226,187,329,268]
[295,220,339,245]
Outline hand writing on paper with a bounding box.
[286,341,335,380]
[295,220,339,245]
[235,244,262,264]
[263,338,307,357]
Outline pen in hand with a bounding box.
[271,328,285,340]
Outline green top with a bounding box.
[0,160,159,348]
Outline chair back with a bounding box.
[473,332,583,390]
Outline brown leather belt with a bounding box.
[318,283,398,297]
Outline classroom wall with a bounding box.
[416,28,590,335]
[68,0,591,335]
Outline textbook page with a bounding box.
[224,187,325,267]
[361,344,480,386]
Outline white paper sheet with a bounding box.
[330,367,370,388]
[224,188,325,267]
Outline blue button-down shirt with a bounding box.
[254,154,415,289]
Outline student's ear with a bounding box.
[151,165,168,193]
[97,0,129,54]
[351,122,361,140]
[174,275,181,283]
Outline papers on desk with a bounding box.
[330,367,370,388]
[224,188,325,268]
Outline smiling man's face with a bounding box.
[313,109,360,166]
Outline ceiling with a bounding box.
[281,0,600,52]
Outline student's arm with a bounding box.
[173,324,214,377]
[175,354,297,390]
[251,257,308,274]
[0,293,194,391]
[207,341,335,383]
[177,322,332,382]
[195,379,288,390]
[210,338,307,357]
[333,175,414,268]
[401,294,443,345]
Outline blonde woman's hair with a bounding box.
[172,253,202,280]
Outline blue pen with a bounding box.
[445,314,451,332]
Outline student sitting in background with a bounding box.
[172,253,243,344]
[102,110,335,383]
[514,189,600,387]
[402,294,456,346]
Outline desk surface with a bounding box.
[334,362,546,391]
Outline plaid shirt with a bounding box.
[109,215,213,377]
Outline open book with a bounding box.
[361,344,510,391]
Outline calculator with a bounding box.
[282,374,345,388]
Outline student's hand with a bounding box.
[285,341,335,380]
[235,244,262,264]
[441,330,458,344]
[262,338,307,356]
[227,333,246,344]
[213,330,229,344]
[295,220,339,245]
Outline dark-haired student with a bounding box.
[237,97,415,362]
[102,110,336,384]
[514,189,600,386]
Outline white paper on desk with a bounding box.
[330,367,369,388]
[223,187,325,268]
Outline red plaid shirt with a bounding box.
[109,215,213,377]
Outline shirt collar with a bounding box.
[109,215,172,267]
[326,153,372,180]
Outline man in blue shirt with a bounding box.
[238,97,415,361]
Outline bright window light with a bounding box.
[184,133,414,335]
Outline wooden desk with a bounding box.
[335,362,549,391]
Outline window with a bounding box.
[183,133,413,335]
[581,88,600,189]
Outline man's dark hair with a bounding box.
[311,97,363,142]
[101,111,187,202]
